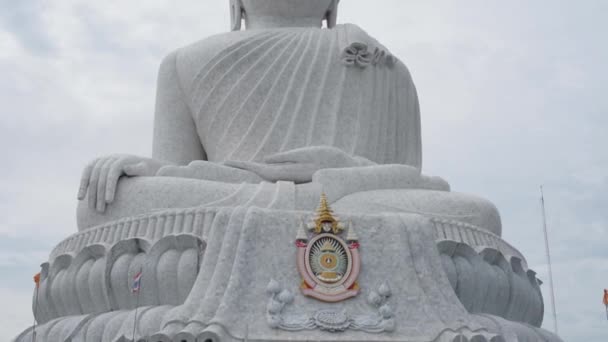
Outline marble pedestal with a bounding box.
[14,206,562,342]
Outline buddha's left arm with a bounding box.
[152,50,206,165]
[77,51,208,213]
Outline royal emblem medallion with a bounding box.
[295,194,361,302]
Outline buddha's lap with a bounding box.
[78,176,501,236]
[332,189,502,236]
[77,176,241,230]
[77,176,321,229]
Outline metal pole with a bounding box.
[31,285,39,342]
[131,291,140,341]
[540,185,558,334]
[131,269,142,342]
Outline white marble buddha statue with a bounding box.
[16,2,564,341]
[76,0,501,238]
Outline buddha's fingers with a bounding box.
[123,161,148,176]
[77,159,97,200]
[96,158,116,212]
[105,159,126,204]
[87,159,105,210]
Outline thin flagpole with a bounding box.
[131,268,142,342]
[31,284,39,342]
[131,291,140,341]
[540,186,558,334]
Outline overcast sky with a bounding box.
[1,0,606,340]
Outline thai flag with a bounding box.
[131,271,142,293]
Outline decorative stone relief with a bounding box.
[436,240,544,326]
[33,234,204,324]
[342,42,395,69]
[266,279,395,333]
[296,195,361,302]
[434,327,504,342]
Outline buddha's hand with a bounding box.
[77,154,168,212]
[224,146,375,184]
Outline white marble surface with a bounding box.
[15,0,565,341]
[15,207,561,342]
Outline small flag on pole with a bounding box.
[33,272,41,288]
[131,271,142,293]
[603,289,608,320]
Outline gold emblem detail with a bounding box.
[312,193,344,235]
[296,193,361,302]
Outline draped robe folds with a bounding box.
[176,23,422,166]
[78,24,434,230]
[15,19,564,342]
[78,25,503,233]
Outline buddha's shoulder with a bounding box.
[336,23,373,41]
[168,24,373,67]
[159,30,256,75]
[182,30,261,56]
[159,25,410,80]
[335,24,385,46]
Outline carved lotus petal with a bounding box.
[342,42,372,68]
[367,290,382,307]
[356,53,372,67]
[350,42,368,51]
[378,282,392,297]
[267,298,284,314]
[379,304,393,318]
[372,47,385,65]
[266,279,281,295]
[382,318,396,332]
[277,289,294,304]
[313,310,351,332]
[342,55,357,66]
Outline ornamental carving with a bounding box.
[266,279,395,333]
[342,42,396,69]
[295,194,360,302]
